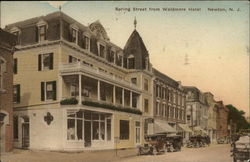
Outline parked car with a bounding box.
[231,135,250,162]
[137,133,183,155]
[187,135,210,148]
[137,134,167,155]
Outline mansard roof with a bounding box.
[153,68,179,88]
[124,29,149,58]
[0,28,17,50]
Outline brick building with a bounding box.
[0,29,16,152]
[216,101,229,138]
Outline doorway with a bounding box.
[22,121,29,148]
[84,121,91,147]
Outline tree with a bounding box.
[226,104,250,132]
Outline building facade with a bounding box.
[216,101,229,138]
[204,92,217,142]
[183,86,208,135]
[152,69,189,140]
[0,29,16,152]
[5,11,154,151]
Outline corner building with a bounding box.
[5,11,154,151]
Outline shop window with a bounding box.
[41,81,56,101]
[38,53,53,71]
[13,116,19,139]
[144,99,149,113]
[67,111,83,140]
[120,120,129,140]
[13,84,20,103]
[135,121,140,143]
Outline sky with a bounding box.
[1,1,249,116]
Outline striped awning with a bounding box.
[152,120,176,134]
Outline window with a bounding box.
[144,78,149,91]
[120,120,129,140]
[116,54,122,66]
[70,84,78,97]
[67,111,83,140]
[128,57,135,69]
[163,103,166,116]
[132,93,137,108]
[83,35,90,50]
[165,105,169,118]
[108,50,115,63]
[135,121,140,143]
[144,99,149,113]
[12,31,20,45]
[38,53,53,71]
[38,25,46,42]
[13,116,18,139]
[71,28,78,43]
[68,55,78,63]
[13,84,20,103]
[13,58,17,74]
[131,78,137,85]
[156,101,160,116]
[107,118,111,141]
[99,44,105,58]
[41,81,56,101]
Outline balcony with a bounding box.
[59,62,140,91]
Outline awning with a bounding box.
[177,124,193,133]
[152,120,176,134]
[194,126,207,135]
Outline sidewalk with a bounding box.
[1,148,138,162]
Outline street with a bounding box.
[1,144,233,162]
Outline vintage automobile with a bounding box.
[187,135,210,148]
[137,134,167,155]
[137,133,183,155]
[231,135,250,162]
[217,136,229,144]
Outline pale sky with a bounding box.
[1,1,249,116]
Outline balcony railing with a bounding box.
[59,62,139,91]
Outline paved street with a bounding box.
[1,144,232,162]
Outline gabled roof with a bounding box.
[124,29,148,57]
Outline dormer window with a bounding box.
[128,55,135,69]
[98,44,105,58]
[38,25,46,42]
[116,54,122,67]
[36,20,48,42]
[108,50,115,63]
[10,27,21,45]
[72,28,78,43]
[83,35,90,50]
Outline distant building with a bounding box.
[204,92,217,142]
[216,101,229,138]
[152,69,189,140]
[183,86,208,135]
[0,28,16,152]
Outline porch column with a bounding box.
[113,85,116,104]
[97,80,100,101]
[122,88,125,106]
[130,91,132,108]
[78,74,82,105]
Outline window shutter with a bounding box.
[41,82,45,101]
[17,84,20,103]
[49,53,53,70]
[35,26,39,42]
[52,81,57,100]
[69,55,72,63]
[38,54,42,71]
[13,59,17,74]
